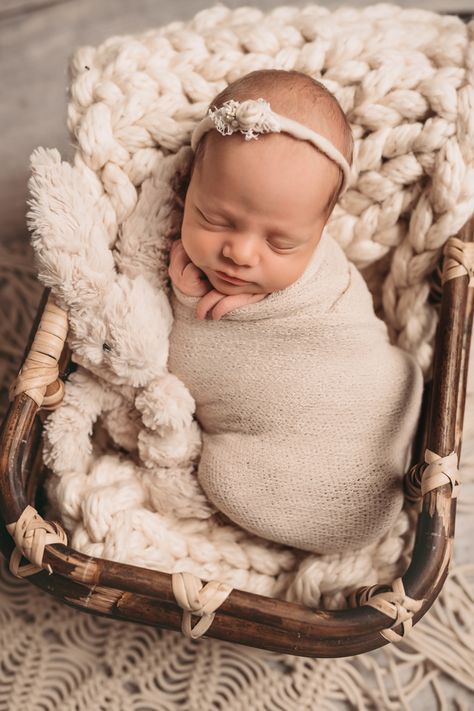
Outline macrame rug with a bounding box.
[1,241,473,711]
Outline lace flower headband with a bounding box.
[190,97,351,195]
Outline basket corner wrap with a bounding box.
[7,294,68,411]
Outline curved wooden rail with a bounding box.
[0,216,473,658]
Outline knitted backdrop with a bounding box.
[1,243,474,711]
[25,1,474,610]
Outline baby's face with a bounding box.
[180,131,339,295]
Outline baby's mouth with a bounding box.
[214,270,250,285]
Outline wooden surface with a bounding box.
[1,0,472,246]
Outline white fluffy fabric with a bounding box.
[169,230,424,553]
[23,3,474,608]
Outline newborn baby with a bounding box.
[167,69,424,554]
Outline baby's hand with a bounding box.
[168,240,210,297]
[195,290,267,321]
[168,239,267,320]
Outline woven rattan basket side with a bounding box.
[0,216,473,658]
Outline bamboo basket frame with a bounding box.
[0,216,473,658]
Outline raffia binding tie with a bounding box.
[405,448,460,502]
[349,577,425,642]
[442,236,474,286]
[6,505,68,578]
[421,448,460,498]
[9,293,68,410]
[171,572,233,639]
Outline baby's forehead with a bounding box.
[200,129,340,204]
[194,143,334,228]
[204,126,324,166]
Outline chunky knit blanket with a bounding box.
[169,230,424,553]
[21,2,474,615]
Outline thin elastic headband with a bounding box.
[190,97,351,195]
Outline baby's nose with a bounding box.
[222,235,259,267]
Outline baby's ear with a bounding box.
[112,146,193,293]
[166,145,194,208]
[176,168,191,205]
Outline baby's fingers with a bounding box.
[211,292,266,320]
[182,262,211,296]
[169,241,210,296]
[195,290,226,320]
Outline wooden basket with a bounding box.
[0,217,473,658]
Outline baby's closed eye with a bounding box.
[195,206,300,253]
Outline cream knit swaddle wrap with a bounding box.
[168,230,424,554]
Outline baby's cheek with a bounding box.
[181,228,212,268]
[279,254,312,288]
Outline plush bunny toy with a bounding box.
[27,146,214,521]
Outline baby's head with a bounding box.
[180,69,353,295]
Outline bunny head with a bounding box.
[27,147,175,389]
[69,273,173,387]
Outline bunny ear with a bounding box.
[114,146,193,292]
[27,147,116,309]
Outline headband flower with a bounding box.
[208,98,281,140]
